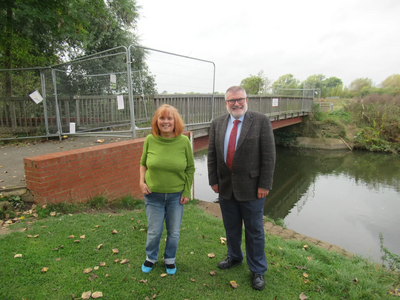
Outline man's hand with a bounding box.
[211,184,219,193]
[257,187,269,198]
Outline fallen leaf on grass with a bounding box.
[80,235,85,239]
[34,235,39,238]
[302,245,308,251]
[56,258,61,261]
[81,291,91,299]
[74,240,80,243]
[120,259,130,264]
[220,237,226,244]
[112,230,118,234]
[27,235,32,238]
[100,262,106,267]
[114,259,120,263]
[160,273,167,277]
[50,212,56,217]
[190,278,195,282]
[353,278,358,284]
[389,288,400,296]
[94,266,99,270]
[83,268,93,274]
[278,245,283,250]
[68,235,74,239]
[209,270,216,276]
[299,292,308,299]
[229,281,238,288]
[95,225,100,228]
[53,248,59,251]
[207,253,215,258]
[139,279,148,283]
[14,254,22,258]
[304,279,309,284]
[97,244,103,250]
[92,291,103,298]
[303,273,309,278]
[41,267,49,273]
[112,248,119,254]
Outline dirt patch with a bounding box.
[196,201,222,219]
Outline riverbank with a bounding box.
[1,199,398,299]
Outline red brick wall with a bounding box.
[24,139,146,204]
[24,132,198,204]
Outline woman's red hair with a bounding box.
[151,104,185,136]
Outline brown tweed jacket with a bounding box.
[207,110,276,201]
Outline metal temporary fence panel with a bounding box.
[50,47,135,136]
[0,67,57,139]
[128,46,216,126]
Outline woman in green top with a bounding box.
[139,104,195,275]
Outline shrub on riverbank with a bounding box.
[344,94,400,153]
[1,198,399,299]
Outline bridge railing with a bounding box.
[0,94,313,140]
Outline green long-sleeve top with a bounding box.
[140,134,195,198]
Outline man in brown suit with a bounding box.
[207,86,276,290]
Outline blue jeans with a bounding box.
[144,191,184,265]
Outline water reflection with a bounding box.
[194,147,400,263]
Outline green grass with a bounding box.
[0,199,398,299]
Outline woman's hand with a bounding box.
[180,196,189,205]
[140,183,151,195]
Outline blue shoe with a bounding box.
[166,264,177,275]
[141,263,153,273]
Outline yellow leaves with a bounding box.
[190,278,196,282]
[278,245,283,250]
[69,235,74,239]
[112,248,119,254]
[299,292,308,299]
[92,291,103,298]
[302,244,309,251]
[389,287,400,296]
[41,267,49,273]
[83,268,93,274]
[207,253,215,258]
[209,270,216,276]
[303,273,309,278]
[99,262,106,267]
[111,229,118,234]
[229,281,238,288]
[97,244,103,250]
[353,278,359,284]
[82,291,92,299]
[120,259,130,264]
[80,235,86,239]
[14,254,22,258]
[160,273,167,277]
[49,212,56,217]
[220,237,226,244]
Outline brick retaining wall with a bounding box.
[24,132,196,204]
[24,139,145,204]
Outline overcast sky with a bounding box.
[136,0,400,93]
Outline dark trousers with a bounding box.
[219,196,267,275]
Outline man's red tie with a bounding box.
[226,120,241,170]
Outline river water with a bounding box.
[193,147,400,263]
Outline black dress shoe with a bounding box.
[251,273,265,290]
[217,257,242,269]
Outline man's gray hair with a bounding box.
[225,86,247,100]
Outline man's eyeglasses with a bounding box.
[226,98,246,105]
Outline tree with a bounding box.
[380,74,400,89]
[271,74,300,95]
[240,71,272,95]
[348,78,372,93]
[0,0,142,96]
[325,77,343,88]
